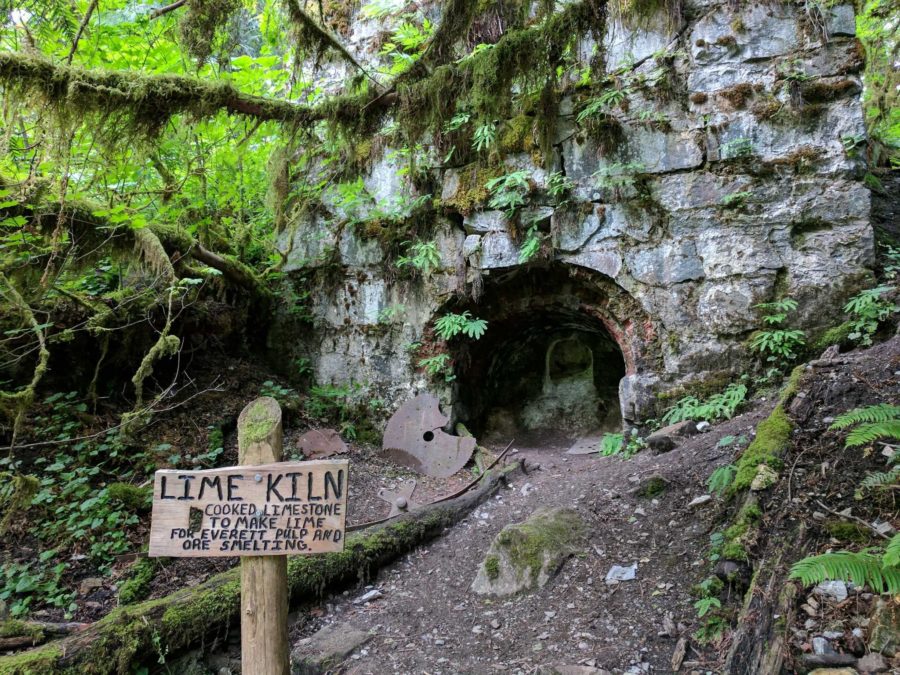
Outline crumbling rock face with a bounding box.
[270,0,874,426]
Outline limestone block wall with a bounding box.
[270,0,874,425]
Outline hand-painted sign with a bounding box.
[148,459,348,557]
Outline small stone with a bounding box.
[805,619,818,630]
[823,631,843,640]
[696,421,711,432]
[491,619,501,630]
[434,639,445,646]
[873,520,896,537]
[353,589,383,604]
[687,495,712,508]
[812,636,834,655]
[815,580,849,603]
[857,652,888,673]
[78,577,104,595]
[472,625,484,634]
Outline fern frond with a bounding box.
[884,534,900,568]
[789,551,900,593]
[845,421,900,448]
[707,464,737,496]
[830,404,900,430]
[859,467,900,491]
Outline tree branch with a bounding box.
[66,0,100,65]
[0,52,319,127]
[150,0,187,19]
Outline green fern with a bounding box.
[707,464,737,496]
[693,596,721,617]
[790,549,900,593]
[599,433,625,456]
[859,467,900,492]
[884,534,900,567]
[830,404,900,430]
[845,421,900,448]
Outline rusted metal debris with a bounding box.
[381,392,476,478]
[296,428,348,459]
[377,479,422,517]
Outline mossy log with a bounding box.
[724,523,807,673]
[0,461,521,675]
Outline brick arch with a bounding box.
[436,263,663,432]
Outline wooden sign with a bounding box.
[148,459,349,557]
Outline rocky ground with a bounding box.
[196,337,900,675]
[202,416,771,674]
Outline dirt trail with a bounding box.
[283,416,767,674]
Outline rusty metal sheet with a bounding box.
[381,393,476,478]
[377,479,421,517]
[297,428,348,459]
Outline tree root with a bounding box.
[0,461,522,674]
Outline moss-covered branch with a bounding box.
[0,274,51,440]
[13,198,271,299]
[283,0,374,80]
[0,462,521,675]
[0,52,317,133]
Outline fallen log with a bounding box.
[0,461,522,674]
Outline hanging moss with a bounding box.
[283,0,370,75]
[498,114,544,165]
[610,0,683,30]
[321,0,359,37]
[179,0,242,63]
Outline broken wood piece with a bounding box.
[382,393,475,478]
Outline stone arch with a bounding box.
[439,263,662,437]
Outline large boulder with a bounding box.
[471,507,584,596]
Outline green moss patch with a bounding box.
[107,483,151,513]
[811,322,853,352]
[441,164,504,215]
[825,520,871,544]
[731,405,792,493]
[473,507,585,596]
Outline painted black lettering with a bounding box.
[324,470,343,500]
[160,475,176,500]
[266,473,284,502]
[177,475,195,500]
[286,472,302,502]
[198,476,222,500]
[307,472,322,501]
[227,474,244,501]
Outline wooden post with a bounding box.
[237,397,289,675]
